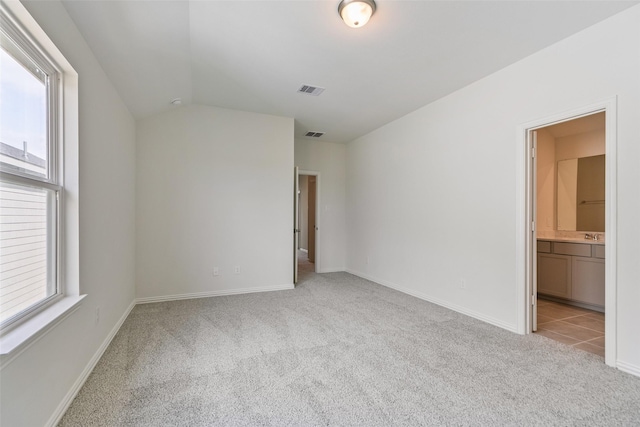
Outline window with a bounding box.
[1,10,61,330]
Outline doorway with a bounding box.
[294,171,319,283]
[519,99,617,367]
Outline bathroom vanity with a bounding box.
[537,238,604,311]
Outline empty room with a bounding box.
[1,0,639,425]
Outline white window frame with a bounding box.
[0,8,63,332]
[0,0,81,362]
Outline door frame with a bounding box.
[297,170,321,273]
[516,97,617,367]
[294,166,299,284]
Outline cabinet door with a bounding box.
[572,256,605,307]
[537,253,572,298]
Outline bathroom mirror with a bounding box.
[557,154,605,232]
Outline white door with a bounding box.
[294,166,300,284]
[531,130,538,332]
[308,176,316,264]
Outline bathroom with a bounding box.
[534,111,606,357]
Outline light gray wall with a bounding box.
[0,1,136,426]
[346,5,640,373]
[295,139,347,272]
[136,105,294,299]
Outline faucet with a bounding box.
[593,233,600,241]
[585,233,593,240]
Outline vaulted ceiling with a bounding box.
[61,1,637,143]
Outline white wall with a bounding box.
[556,129,605,161]
[346,6,640,372]
[0,1,136,426]
[536,128,556,232]
[136,105,294,299]
[295,139,347,272]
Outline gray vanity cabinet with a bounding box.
[537,253,572,298]
[571,256,605,306]
[537,240,605,309]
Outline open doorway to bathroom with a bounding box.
[521,100,617,367]
[534,112,605,357]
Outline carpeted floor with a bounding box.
[59,271,640,426]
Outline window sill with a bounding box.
[0,295,86,363]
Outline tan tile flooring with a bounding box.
[535,299,605,357]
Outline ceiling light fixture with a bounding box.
[338,0,376,28]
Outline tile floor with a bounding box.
[535,298,605,357]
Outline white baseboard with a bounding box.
[136,284,295,304]
[298,248,308,253]
[346,269,518,333]
[617,360,640,378]
[46,300,136,427]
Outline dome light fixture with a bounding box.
[338,0,376,28]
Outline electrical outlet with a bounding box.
[234,266,240,274]
[213,267,219,276]
[460,279,467,290]
[95,306,100,325]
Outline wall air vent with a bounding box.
[298,85,325,96]
[305,131,325,138]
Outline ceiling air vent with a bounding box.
[298,85,325,96]
[305,131,325,138]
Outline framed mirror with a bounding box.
[557,154,605,232]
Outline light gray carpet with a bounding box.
[59,272,640,426]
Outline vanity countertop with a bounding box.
[537,236,605,245]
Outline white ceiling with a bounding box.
[61,0,637,144]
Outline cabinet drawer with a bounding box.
[552,242,591,257]
[592,245,605,259]
[537,241,551,253]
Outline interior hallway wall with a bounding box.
[136,105,294,300]
[346,5,640,374]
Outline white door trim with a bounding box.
[298,170,321,273]
[515,97,617,368]
[294,166,299,284]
